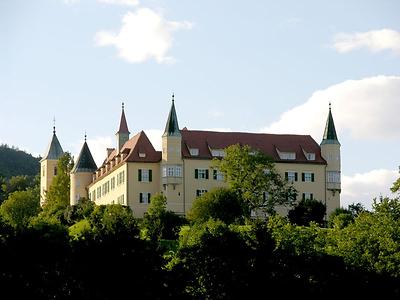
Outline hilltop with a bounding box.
[0,144,40,178]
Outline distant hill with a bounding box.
[0,144,40,178]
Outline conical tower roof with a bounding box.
[321,103,340,145]
[163,94,181,137]
[41,126,64,162]
[116,102,130,134]
[71,137,97,173]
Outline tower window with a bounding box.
[54,167,57,176]
[327,171,341,183]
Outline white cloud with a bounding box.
[94,8,193,64]
[208,110,225,118]
[145,129,163,151]
[262,75,400,141]
[342,169,398,210]
[97,0,139,6]
[333,29,400,54]
[63,0,79,4]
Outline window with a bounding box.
[277,148,296,160]
[42,166,45,177]
[139,152,146,158]
[139,192,151,204]
[189,148,199,156]
[211,149,225,157]
[285,171,298,182]
[213,169,224,181]
[54,167,57,176]
[196,189,207,197]
[97,187,101,199]
[302,172,315,182]
[302,193,313,200]
[306,153,315,160]
[117,171,125,185]
[195,168,209,179]
[162,166,182,177]
[327,171,341,183]
[117,194,125,205]
[111,177,115,190]
[138,169,152,182]
[92,190,96,200]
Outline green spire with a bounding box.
[321,103,340,145]
[163,94,181,137]
[71,136,97,173]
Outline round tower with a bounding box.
[70,134,98,205]
[320,103,341,216]
[40,124,64,206]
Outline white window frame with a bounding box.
[303,172,313,182]
[189,148,199,156]
[198,169,207,179]
[287,171,297,182]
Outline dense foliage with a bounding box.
[0,150,400,298]
[0,144,39,178]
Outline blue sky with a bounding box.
[1,0,399,208]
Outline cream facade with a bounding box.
[41,99,341,218]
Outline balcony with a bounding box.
[162,176,183,185]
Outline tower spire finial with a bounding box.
[53,116,56,134]
[172,93,174,102]
[84,131,87,142]
[122,102,125,110]
[329,101,331,110]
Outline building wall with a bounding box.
[40,159,58,206]
[126,162,160,217]
[274,162,327,215]
[321,143,341,216]
[88,164,128,206]
[182,159,227,213]
[70,172,93,205]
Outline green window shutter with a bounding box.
[149,170,152,182]
[295,173,298,182]
[310,193,313,200]
[195,169,198,179]
[196,190,200,197]
[206,169,209,179]
[213,170,217,180]
[138,169,142,182]
[302,173,305,182]
[311,173,315,182]
[285,172,288,180]
[302,193,305,201]
[148,193,151,203]
[139,193,143,203]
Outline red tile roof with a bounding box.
[91,131,161,185]
[181,130,326,164]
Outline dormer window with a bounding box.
[139,152,146,158]
[211,149,225,157]
[302,148,315,161]
[189,148,199,156]
[276,148,296,160]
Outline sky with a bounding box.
[1,0,399,209]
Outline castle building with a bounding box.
[40,97,341,217]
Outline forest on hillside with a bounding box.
[0,144,40,178]
[0,145,399,299]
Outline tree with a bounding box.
[288,198,326,226]
[0,189,41,229]
[391,170,400,194]
[187,187,246,224]
[41,152,74,221]
[63,198,95,226]
[141,194,186,240]
[215,144,297,215]
[89,204,138,236]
